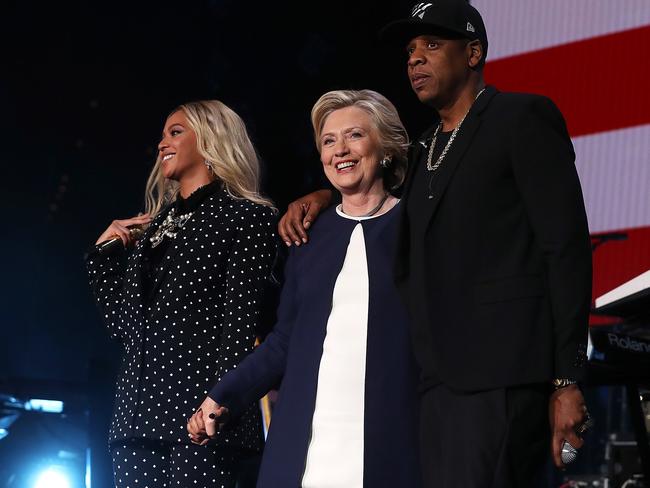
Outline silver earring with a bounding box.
[380,156,392,168]
[204,160,213,173]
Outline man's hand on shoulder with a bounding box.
[278,189,332,247]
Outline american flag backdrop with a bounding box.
[473,0,650,318]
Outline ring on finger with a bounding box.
[576,412,594,435]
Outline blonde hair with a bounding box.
[145,100,275,217]
[311,89,409,191]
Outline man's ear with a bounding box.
[467,40,483,69]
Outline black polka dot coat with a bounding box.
[86,187,277,450]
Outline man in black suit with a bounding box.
[279,1,592,485]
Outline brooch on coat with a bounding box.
[149,208,194,248]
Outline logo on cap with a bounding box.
[466,22,475,33]
[411,3,433,20]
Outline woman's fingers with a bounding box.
[194,409,206,432]
[187,413,199,436]
[189,433,209,445]
[204,411,219,437]
[187,410,206,436]
[123,214,152,227]
[113,222,133,247]
[187,411,211,446]
[204,406,230,438]
[95,214,151,246]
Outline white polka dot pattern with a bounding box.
[87,190,277,451]
[111,439,238,487]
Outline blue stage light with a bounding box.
[24,399,64,413]
[33,466,72,488]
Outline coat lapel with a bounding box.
[404,140,424,195]
[420,86,497,231]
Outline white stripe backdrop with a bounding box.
[472,0,650,60]
[574,125,650,233]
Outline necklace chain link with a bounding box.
[360,192,390,218]
[426,88,486,172]
[342,192,390,219]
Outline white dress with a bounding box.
[301,206,381,488]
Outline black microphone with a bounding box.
[95,226,144,255]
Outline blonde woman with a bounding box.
[188,90,421,487]
[86,100,277,488]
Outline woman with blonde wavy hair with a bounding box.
[188,90,421,487]
[86,99,277,488]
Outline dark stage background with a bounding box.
[0,0,428,393]
[1,1,647,488]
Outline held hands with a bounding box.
[96,214,151,247]
[549,384,587,468]
[187,396,230,446]
[278,189,332,247]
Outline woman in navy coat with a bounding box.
[188,90,421,487]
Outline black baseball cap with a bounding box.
[380,0,488,59]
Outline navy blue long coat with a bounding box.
[211,204,421,487]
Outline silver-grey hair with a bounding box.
[311,89,409,190]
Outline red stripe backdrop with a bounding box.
[484,25,650,138]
